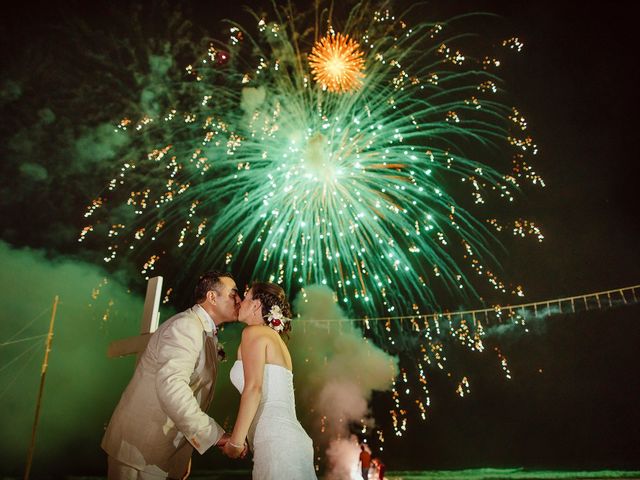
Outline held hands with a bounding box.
[216,431,248,459]
[215,432,231,449]
[223,438,248,459]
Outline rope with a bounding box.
[0,339,43,374]
[0,334,48,348]
[0,306,51,345]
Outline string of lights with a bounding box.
[303,284,640,324]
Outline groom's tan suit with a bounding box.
[102,305,225,479]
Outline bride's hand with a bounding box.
[223,439,246,459]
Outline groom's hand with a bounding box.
[216,432,231,449]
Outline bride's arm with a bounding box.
[227,326,267,450]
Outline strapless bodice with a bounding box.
[230,360,295,401]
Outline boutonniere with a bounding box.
[216,342,226,362]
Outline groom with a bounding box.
[102,271,242,479]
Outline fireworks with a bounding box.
[81,2,544,328]
[67,1,554,444]
[308,32,366,93]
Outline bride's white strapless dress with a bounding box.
[230,360,317,479]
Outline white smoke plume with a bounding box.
[289,284,398,478]
[324,436,362,480]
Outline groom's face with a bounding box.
[210,276,241,323]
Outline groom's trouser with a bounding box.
[107,456,170,480]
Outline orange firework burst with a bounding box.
[308,32,365,93]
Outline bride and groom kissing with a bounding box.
[102,271,317,479]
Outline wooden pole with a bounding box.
[24,295,59,480]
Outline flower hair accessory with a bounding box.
[265,304,290,332]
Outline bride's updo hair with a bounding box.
[251,281,293,335]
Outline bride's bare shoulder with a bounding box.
[241,324,273,340]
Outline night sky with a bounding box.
[1,0,639,476]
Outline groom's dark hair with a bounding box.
[194,270,234,303]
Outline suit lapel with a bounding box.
[188,308,219,409]
[203,332,218,409]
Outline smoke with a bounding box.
[484,305,562,338]
[0,241,152,474]
[240,86,268,130]
[139,53,176,116]
[0,79,23,105]
[37,108,56,125]
[289,285,398,478]
[19,162,48,181]
[73,122,130,170]
[305,132,332,175]
[0,4,203,254]
[241,86,266,114]
[324,437,362,480]
[1,112,131,249]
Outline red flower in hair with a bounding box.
[265,305,290,332]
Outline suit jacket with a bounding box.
[102,306,225,477]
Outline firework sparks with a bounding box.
[308,32,366,93]
[71,2,552,437]
[81,2,544,341]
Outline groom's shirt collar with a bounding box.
[193,303,217,335]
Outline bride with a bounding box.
[223,281,317,479]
